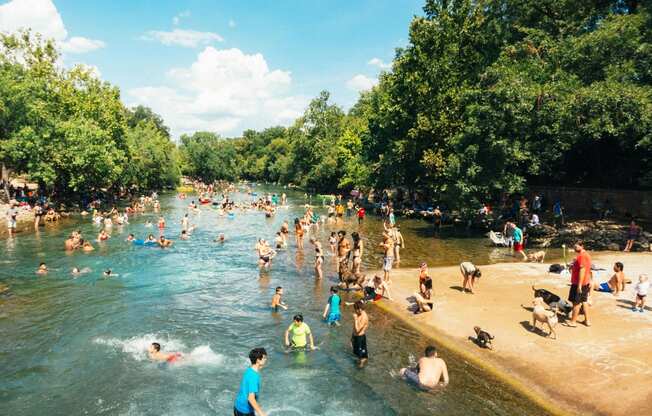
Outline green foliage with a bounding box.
[0,31,180,199]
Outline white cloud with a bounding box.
[141,29,223,48]
[346,74,377,92]
[368,57,391,70]
[0,0,105,54]
[228,19,236,28]
[129,47,307,137]
[172,10,190,26]
[61,36,105,54]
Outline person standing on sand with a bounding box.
[351,301,369,367]
[234,348,268,416]
[460,262,481,294]
[400,345,449,388]
[566,241,592,327]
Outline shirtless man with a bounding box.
[271,286,288,311]
[158,235,173,248]
[337,231,351,282]
[148,342,182,364]
[379,232,394,283]
[351,301,369,367]
[181,214,189,231]
[593,262,626,294]
[400,345,449,388]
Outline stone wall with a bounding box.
[528,186,652,221]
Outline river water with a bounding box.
[0,188,554,416]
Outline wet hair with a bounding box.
[275,286,282,292]
[425,345,437,357]
[181,230,187,235]
[293,314,304,322]
[353,300,364,312]
[128,233,134,238]
[249,347,267,364]
[615,262,624,271]
[39,262,46,267]
[330,286,339,294]
[338,230,346,237]
[424,279,433,290]
[152,342,161,352]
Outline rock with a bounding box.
[607,243,621,251]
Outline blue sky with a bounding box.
[0,0,425,138]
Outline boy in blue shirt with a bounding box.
[234,348,267,416]
[323,286,341,326]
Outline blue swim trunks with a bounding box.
[598,282,613,293]
[327,313,341,324]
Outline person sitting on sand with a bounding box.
[460,262,481,294]
[592,262,625,294]
[351,275,392,304]
[271,286,288,311]
[148,342,182,363]
[413,274,433,314]
[400,345,449,389]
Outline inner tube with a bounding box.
[133,239,158,246]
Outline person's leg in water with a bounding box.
[315,256,323,280]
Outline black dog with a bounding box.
[473,326,494,349]
[532,286,573,316]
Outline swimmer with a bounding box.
[146,234,156,243]
[82,240,95,252]
[213,233,226,243]
[271,287,288,311]
[157,217,165,229]
[400,345,449,389]
[181,214,189,231]
[72,267,91,277]
[36,262,48,275]
[180,230,189,240]
[144,220,153,228]
[97,229,110,242]
[103,269,114,277]
[158,235,173,248]
[323,286,341,326]
[126,233,135,242]
[285,314,316,350]
[148,342,183,364]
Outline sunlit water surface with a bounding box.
[0,188,554,415]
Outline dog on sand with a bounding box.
[531,297,558,339]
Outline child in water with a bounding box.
[323,286,341,326]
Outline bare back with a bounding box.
[417,356,448,388]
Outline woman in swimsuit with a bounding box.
[294,218,304,249]
[314,241,324,280]
[329,232,337,254]
[351,232,363,274]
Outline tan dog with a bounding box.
[527,250,546,263]
[532,297,557,339]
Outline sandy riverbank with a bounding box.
[368,252,652,416]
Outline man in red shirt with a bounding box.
[356,206,366,225]
[567,240,592,327]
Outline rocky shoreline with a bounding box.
[527,220,651,252]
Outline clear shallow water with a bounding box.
[0,189,553,416]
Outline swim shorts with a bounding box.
[568,284,590,304]
[233,408,254,416]
[352,334,368,359]
[383,256,393,272]
[8,219,16,229]
[598,282,612,293]
[403,368,420,385]
[514,242,523,252]
[327,313,341,324]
